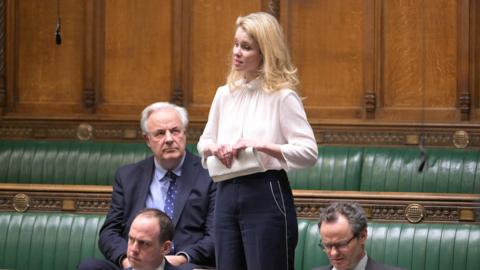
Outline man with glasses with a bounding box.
[314,202,404,270]
[78,102,216,270]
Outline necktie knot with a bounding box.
[165,170,177,181]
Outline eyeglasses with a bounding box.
[318,234,357,252]
[146,128,183,141]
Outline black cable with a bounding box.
[418,135,427,172]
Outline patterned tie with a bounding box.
[164,171,177,219]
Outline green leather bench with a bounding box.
[289,146,480,194]
[1,140,479,194]
[288,146,364,190]
[360,147,480,193]
[296,219,480,270]
[0,212,105,270]
[0,140,197,185]
[1,212,479,270]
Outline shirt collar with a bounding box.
[233,77,262,91]
[332,253,368,270]
[132,258,165,270]
[154,153,185,180]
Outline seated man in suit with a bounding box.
[314,202,404,270]
[127,208,178,270]
[78,102,216,270]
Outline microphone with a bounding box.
[55,17,62,45]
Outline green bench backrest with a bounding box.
[361,147,480,193]
[0,212,105,270]
[1,140,479,194]
[289,146,363,190]
[2,213,478,270]
[296,219,480,270]
[0,140,151,185]
[0,140,199,185]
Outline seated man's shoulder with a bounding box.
[117,156,154,172]
[369,257,405,270]
[311,267,330,270]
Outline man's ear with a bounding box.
[359,228,368,244]
[144,134,151,147]
[161,240,173,255]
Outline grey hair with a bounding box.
[318,202,368,236]
[140,102,189,134]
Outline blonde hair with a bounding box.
[227,12,299,92]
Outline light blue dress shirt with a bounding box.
[145,155,185,212]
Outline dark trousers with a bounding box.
[214,170,298,270]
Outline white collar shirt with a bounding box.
[198,78,318,171]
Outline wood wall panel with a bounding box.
[13,0,85,115]
[0,1,479,146]
[285,0,365,120]
[99,0,172,116]
[472,0,480,120]
[379,0,459,122]
[186,0,262,119]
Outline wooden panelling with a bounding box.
[0,1,479,143]
[472,0,480,120]
[9,0,86,115]
[284,0,365,120]
[98,0,172,116]
[1,184,478,223]
[185,0,262,119]
[379,0,460,122]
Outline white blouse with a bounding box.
[197,78,318,171]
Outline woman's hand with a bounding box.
[232,139,257,157]
[233,139,285,161]
[205,144,234,168]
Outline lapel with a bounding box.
[365,256,378,270]
[172,151,199,225]
[132,156,156,217]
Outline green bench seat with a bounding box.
[1,212,479,270]
[0,212,105,270]
[296,219,480,270]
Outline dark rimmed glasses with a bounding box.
[318,234,358,252]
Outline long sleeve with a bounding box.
[198,79,318,171]
[98,171,129,265]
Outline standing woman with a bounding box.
[197,12,318,270]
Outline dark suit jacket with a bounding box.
[99,151,216,267]
[126,259,180,270]
[126,259,181,270]
[313,256,405,270]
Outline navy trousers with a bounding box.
[214,170,298,270]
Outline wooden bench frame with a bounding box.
[1,183,478,223]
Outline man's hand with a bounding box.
[165,255,188,266]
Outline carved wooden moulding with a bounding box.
[0,192,111,213]
[293,190,479,223]
[0,184,112,214]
